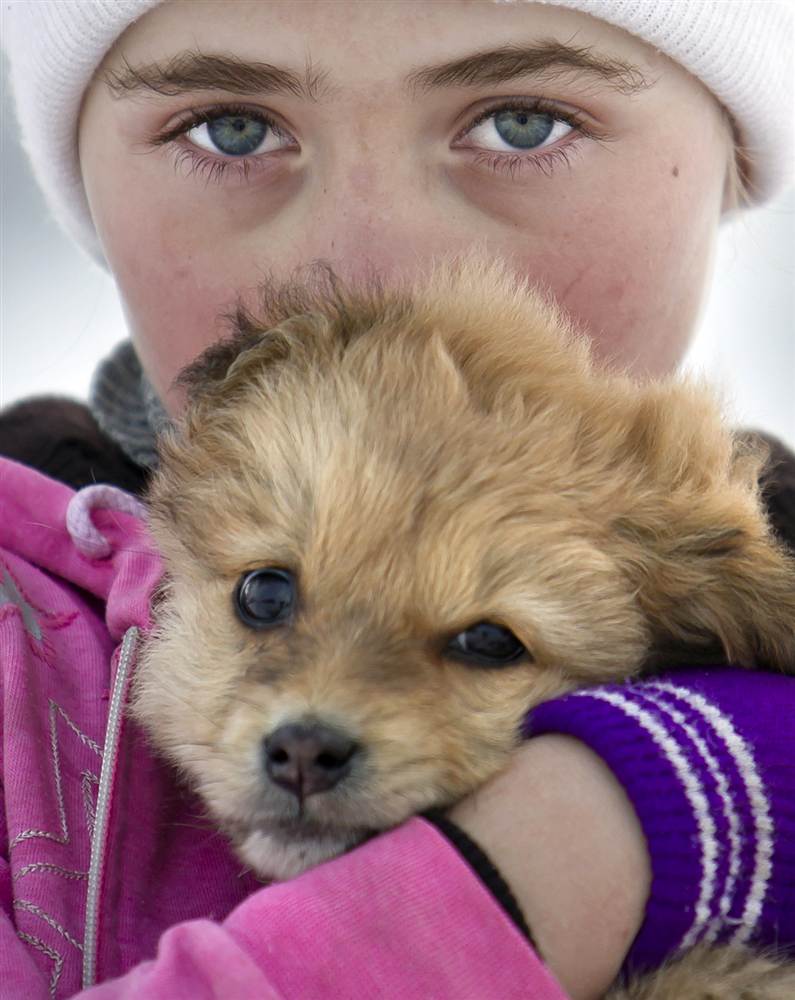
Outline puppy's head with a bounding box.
[133,255,795,878]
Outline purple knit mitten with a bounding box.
[526,667,795,973]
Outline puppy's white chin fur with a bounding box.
[239,827,364,880]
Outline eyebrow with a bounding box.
[104,53,329,101]
[407,41,648,95]
[104,42,648,102]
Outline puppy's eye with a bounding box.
[445,621,526,667]
[235,568,296,629]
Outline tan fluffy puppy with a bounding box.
[133,256,795,887]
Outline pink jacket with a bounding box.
[0,457,567,999]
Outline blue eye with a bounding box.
[463,101,576,156]
[492,110,556,149]
[177,105,295,162]
[205,114,269,156]
[446,621,527,668]
[235,569,296,629]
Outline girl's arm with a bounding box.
[81,662,795,1000]
[452,667,795,998]
[6,671,792,1000]
[1,818,567,1000]
[449,733,650,1000]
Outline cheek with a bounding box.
[493,168,720,377]
[563,197,717,375]
[85,155,270,414]
[461,108,726,377]
[103,219,244,413]
[127,272,232,415]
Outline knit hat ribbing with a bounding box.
[2,0,793,268]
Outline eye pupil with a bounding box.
[235,569,296,629]
[447,621,526,667]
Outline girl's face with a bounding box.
[79,0,733,415]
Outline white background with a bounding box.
[2,53,793,449]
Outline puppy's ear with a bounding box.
[175,320,300,411]
[174,266,349,412]
[611,428,795,671]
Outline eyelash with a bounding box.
[152,98,597,185]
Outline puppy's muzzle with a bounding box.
[263,720,360,799]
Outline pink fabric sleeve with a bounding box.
[3,819,568,999]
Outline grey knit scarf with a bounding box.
[88,340,170,469]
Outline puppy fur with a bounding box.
[132,255,795,996]
[607,945,795,1000]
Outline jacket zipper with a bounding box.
[82,626,140,989]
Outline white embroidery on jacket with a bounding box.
[13,863,88,883]
[10,702,102,848]
[81,771,99,841]
[11,701,103,995]
[14,901,83,952]
[17,931,64,998]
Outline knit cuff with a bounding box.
[525,667,795,974]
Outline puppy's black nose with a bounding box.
[263,722,359,798]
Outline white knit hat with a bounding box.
[2,0,793,268]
